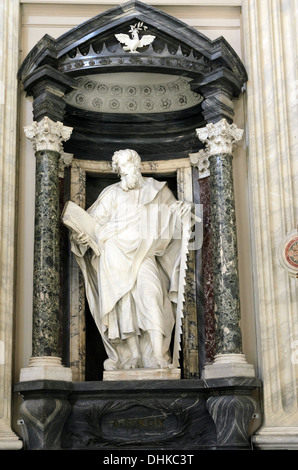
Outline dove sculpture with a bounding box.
[115,22,155,53]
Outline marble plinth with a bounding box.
[202,354,255,378]
[0,425,23,450]
[103,368,181,381]
[20,356,72,382]
[253,427,298,450]
[15,377,261,450]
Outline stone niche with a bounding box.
[15,1,261,450]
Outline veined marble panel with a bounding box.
[242,0,298,447]
[198,177,215,362]
[69,166,86,381]
[0,0,23,450]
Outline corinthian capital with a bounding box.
[24,116,73,153]
[196,119,243,156]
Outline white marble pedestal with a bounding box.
[103,368,181,381]
[202,354,255,379]
[20,357,72,382]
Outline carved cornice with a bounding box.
[58,42,213,77]
[196,119,243,157]
[24,116,73,153]
[18,1,247,93]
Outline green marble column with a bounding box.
[208,153,242,354]
[196,119,255,378]
[23,117,73,379]
[32,149,61,357]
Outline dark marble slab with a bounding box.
[15,377,261,450]
[15,376,261,394]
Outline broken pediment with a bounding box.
[19,1,247,98]
[18,1,248,160]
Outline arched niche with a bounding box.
[18,1,248,381]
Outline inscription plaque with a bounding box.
[85,400,189,446]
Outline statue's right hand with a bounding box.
[72,232,90,247]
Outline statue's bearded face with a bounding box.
[116,152,143,191]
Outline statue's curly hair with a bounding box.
[112,149,141,174]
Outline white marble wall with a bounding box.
[0,0,23,449]
[242,0,298,449]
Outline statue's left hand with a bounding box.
[170,201,191,219]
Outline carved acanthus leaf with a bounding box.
[24,116,73,153]
[196,119,243,156]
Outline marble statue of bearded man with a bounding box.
[70,149,190,371]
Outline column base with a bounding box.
[0,424,23,450]
[252,426,298,450]
[202,354,255,379]
[20,356,72,382]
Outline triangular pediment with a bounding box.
[19,0,247,93]
[19,0,248,160]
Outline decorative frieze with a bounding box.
[64,75,203,114]
[58,42,213,76]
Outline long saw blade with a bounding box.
[172,208,192,368]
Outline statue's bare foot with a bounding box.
[124,356,141,369]
[156,357,174,369]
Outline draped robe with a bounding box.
[70,177,184,370]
